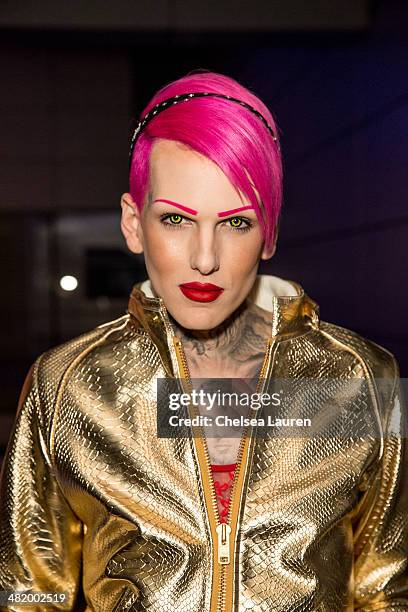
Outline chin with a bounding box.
[170,306,227,332]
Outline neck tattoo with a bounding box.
[169,300,273,378]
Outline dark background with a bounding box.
[0,0,407,463]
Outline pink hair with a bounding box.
[129,71,282,251]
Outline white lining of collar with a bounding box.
[139,274,300,313]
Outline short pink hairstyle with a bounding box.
[129,71,282,251]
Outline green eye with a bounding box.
[229,217,243,227]
[169,214,182,224]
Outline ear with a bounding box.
[120,192,144,254]
[261,242,276,260]
[260,218,280,261]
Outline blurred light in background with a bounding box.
[60,275,79,292]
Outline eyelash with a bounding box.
[159,213,253,233]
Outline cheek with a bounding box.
[225,233,263,267]
[143,229,185,271]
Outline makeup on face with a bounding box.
[137,140,266,331]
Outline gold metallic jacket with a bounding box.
[1,275,407,611]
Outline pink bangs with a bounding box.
[129,71,282,251]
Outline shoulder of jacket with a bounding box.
[38,312,130,364]
[318,320,397,374]
[317,320,399,411]
[30,313,145,423]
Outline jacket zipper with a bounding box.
[173,335,274,611]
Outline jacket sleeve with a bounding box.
[0,357,84,611]
[353,359,408,611]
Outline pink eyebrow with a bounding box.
[153,199,254,218]
[153,199,198,215]
[217,205,254,217]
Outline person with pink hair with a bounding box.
[0,70,407,611]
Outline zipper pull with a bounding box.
[216,523,231,564]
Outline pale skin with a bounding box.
[121,139,278,463]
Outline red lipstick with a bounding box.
[179,282,224,303]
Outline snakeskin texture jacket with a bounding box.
[0,274,407,612]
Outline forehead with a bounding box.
[149,139,243,203]
[150,138,209,167]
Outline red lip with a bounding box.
[179,282,224,303]
[180,282,223,291]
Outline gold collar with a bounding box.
[127,274,320,376]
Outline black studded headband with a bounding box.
[129,92,279,168]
